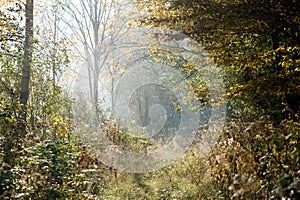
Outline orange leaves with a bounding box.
[76,150,99,173]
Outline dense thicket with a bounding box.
[0,3,106,199]
[136,0,300,199]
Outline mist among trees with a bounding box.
[0,0,299,199]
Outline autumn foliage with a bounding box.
[1,0,299,199]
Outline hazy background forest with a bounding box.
[0,0,299,199]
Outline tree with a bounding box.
[137,0,300,120]
[19,0,34,133]
[0,2,25,196]
[136,0,300,199]
[60,0,131,118]
[1,2,105,198]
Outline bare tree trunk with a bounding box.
[93,10,100,118]
[19,0,34,134]
[62,0,129,118]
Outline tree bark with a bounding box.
[19,0,34,133]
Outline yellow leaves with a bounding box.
[118,67,125,74]
[172,101,181,112]
[186,7,194,16]
[50,115,71,139]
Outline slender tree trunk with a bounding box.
[19,0,34,133]
[93,9,100,123]
[94,67,99,115]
